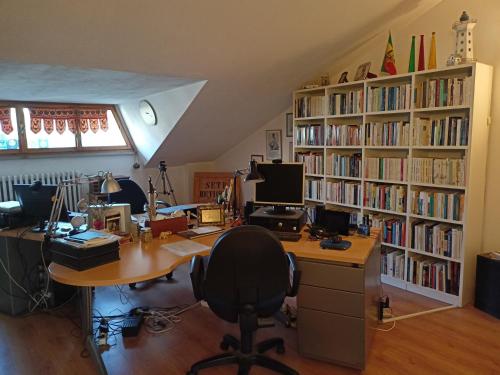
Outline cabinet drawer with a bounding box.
[298,260,364,293]
[298,285,364,318]
[297,307,365,369]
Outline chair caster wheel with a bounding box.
[220,341,229,351]
[166,272,173,280]
[128,283,136,289]
[277,345,285,354]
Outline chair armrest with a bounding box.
[286,252,301,297]
[189,255,205,301]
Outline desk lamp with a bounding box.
[232,159,265,219]
[45,172,121,238]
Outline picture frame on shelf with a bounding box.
[354,62,371,81]
[338,71,349,83]
[250,154,264,163]
[265,129,282,161]
[286,112,293,137]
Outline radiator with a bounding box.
[0,171,83,212]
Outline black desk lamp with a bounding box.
[232,159,264,219]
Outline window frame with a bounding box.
[0,101,134,155]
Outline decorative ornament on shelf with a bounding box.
[418,35,425,71]
[428,32,437,69]
[408,35,416,73]
[381,31,397,75]
[338,72,349,83]
[450,11,477,64]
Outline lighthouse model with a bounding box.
[452,11,476,63]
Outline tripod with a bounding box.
[154,161,178,206]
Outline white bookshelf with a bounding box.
[292,63,493,307]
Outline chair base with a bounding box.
[187,335,298,375]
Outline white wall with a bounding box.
[213,109,293,202]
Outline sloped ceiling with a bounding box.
[0,0,440,166]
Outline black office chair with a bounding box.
[108,178,173,286]
[188,225,301,375]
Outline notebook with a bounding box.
[177,226,224,239]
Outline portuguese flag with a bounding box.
[381,32,397,75]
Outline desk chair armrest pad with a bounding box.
[287,252,301,297]
[190,255,205,301]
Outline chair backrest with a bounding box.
[203,225,290,323]
[108,178,147,215]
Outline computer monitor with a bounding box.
[14,182,68,232]
[254,162,304,214]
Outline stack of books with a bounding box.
[328,89,364,115]
[407,254,461,295]
[414,76,472,108]
[364,183,406,213]
[325,124,361,146]
[295,123,324,146]
[410,221,463,259]
[411,189,464,221]
[364,157,408,182]
[326,153,361,178]
[365,121,410,146]
[325,180,361,206]
[295,95,324,118]
[413,116,469,146]
[366,84,412,112]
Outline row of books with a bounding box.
[364,183,406,213]
[325,181,361,206]
[306,206,317,224]
[412,157,465,186]
[381,249,405,280]
[296,152,323,175]
[364,157,408,182]
[366,84,412,112]
[295,124,323,146]
[407,255,460,295]
[326,153,361,178]
[379,218,406,246]
[414,76,472,109]
[411,221,463,260]
[365,121,410,147]
[410,190,464,221]
[413,116,469,146]
[295,95,324,118]
[305,179,323,201]
[325,124,361,146]
[328,90,364,115]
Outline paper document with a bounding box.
[58,230,120,248]
[177,226,224,239]
[161,240,210,257]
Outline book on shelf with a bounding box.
[412,157,465,186]
[325,180,361,206]
[326,153,361,178]
[407,254,460,295]
[328,89,364,115]
[295,123,324,146]
[364,157,407,182]
[325,124,361,146]
[381,248,405,280]
[369,215,406,247]
[411,189,464,221]
[305,179,323,201]
[410,220,463,259]
[364,183,406,213]
[414,76,472,109]
[413,116,469,146]
[296,152,323,175]
[366,83,411,112]
[295,95,325,118]
[365,121,409,146]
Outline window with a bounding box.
[0,103,132,154]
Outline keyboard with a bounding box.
[273,231,302,242]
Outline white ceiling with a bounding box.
[0,0,441,165]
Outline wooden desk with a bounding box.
[1,227,380,374]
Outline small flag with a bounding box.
[408,36,416,73]
[428,32,437,69]
[418,35,425,71]
[381,32,397,75]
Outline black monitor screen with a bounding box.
[254,163,304,206]
[14,182,67,231]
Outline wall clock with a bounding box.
[139,100,157,126]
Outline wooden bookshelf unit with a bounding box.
[293,63,493,306]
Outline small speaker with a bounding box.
[475,253,500,319]
[244,201,255,223]
[315,204,325,226]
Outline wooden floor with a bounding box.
[1,263,499,375]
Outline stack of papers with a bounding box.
[177,226,224,239]
[58,230,120,248]
[161,240,210,256]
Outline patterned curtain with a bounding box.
[0,107,13,135]
[29,107,109,135]
[77,108,108,134]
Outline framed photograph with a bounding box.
[338,71,349,83]
[250,154,264,163]
[265,129,282,161]
[104,213,121,233]
[354,62,371,81]
[197,204,225,226]
[285,112,293,138]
